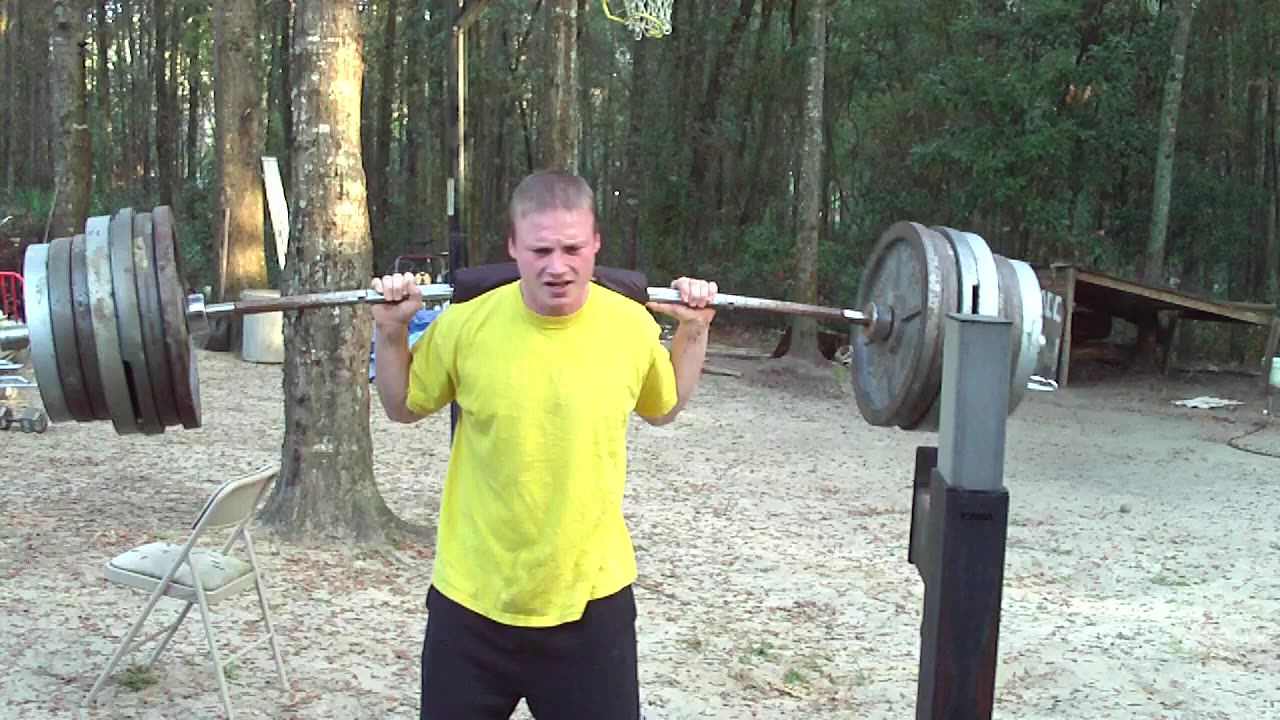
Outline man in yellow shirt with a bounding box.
[370,170,717,719]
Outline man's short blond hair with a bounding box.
[508,170,598,237]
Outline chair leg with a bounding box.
[244,537,289,691]
[84,578,172,707]
[254,577,289,691]
[145,602,195,672]
[194,579,235,720]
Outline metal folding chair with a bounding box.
[83,463,290,718]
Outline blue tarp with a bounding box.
[369,307,441,381]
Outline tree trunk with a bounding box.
[212,0,267,348]
[94,0,110,189]
[786,0,826,364]
[402,0,431,242]
[49,0,91,238]
[1143,0,1194,285]
[623,34,649,270]
[185,5,202,185]
[154,0,174,207]
[259,0,413,543]
[2,0,15,192]
[1266,71,1278,297]
[369,0,397,255]
[687,0,754,241]
[541,0,579,171]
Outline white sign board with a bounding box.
[1036,289,1066,380]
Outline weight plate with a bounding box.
[22,243,73,422]
[110,209,164,434]
[852,222,954,427]
[71,233,110,419]
[132,211,179,427]
[993,255,1025,411]
[47,236,94,421]
[1008,258,1044,412]
[890,229,962,427]
[957,231,999,317]
[86,215,136,432]
[152,206,202,429]
[933,227,977,315]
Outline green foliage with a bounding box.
[2,0,1278,367]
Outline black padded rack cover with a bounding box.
[450,262,650,306]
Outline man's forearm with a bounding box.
[373,325,421,423]
[657,318,712,424]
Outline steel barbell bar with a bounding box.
[1,207,1048,436]
[3,280,875,353]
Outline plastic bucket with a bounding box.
[241,289,284,364]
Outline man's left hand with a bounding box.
[647,277,718,325]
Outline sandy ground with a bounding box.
[2,338,1279,720]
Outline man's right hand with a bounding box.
[371,272,424,330]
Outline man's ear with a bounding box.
[508,234,517,259]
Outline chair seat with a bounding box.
[107,542,254,597]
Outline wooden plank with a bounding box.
[704,365,742,378]
[1058,267,1075,387]
[261,156,290,271]
[1075,269,1273,326]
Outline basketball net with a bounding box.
[602,0,673,39]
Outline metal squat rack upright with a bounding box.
[908,312,1013,720]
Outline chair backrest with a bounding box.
[190,463,279,532]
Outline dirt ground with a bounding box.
[2,335,1279,720]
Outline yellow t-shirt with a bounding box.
[405,279,678,628]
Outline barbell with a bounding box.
[1,205,1048,436]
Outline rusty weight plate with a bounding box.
[46,235,95,420]
[71,233,110,418]
[85,215,136,432]
[109,209,163,434]
[132,211,179,427]
[851,222,956,428]
[152,206,202,429]
[22,242,73,422]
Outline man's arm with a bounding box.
[373,324,425,424]
[640,276,718,426]
[641,317,711,426]
[369,271,453,424]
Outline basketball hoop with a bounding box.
[602,0,673,39]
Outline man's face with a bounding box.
[508,206,600,316]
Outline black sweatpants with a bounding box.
[419,584,640,720]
